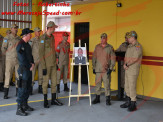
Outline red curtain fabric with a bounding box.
[53,32,70,49]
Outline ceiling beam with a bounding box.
[42,0,115,5]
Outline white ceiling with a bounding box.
[47,0,116,5]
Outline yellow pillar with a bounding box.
[32,0,42,30]
[42,6,47,33]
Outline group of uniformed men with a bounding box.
[0,21,143,116]
[92,31,142,112]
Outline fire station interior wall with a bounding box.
[70,0,163,99]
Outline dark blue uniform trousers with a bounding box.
[16,67,32,105]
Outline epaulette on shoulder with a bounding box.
[0,34,3,38]
[5,35,10,39]
[58,41,62,45]
[67,42,70,45]
[17,36,21,40]
[41,33,46,39]
[97,43,101,46]
[122,42,126,44]
[108,44,113,48]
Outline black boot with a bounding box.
[51,93,63,106]
[22,101,34,111]
[128,101,137,112]
[16,88,18,96]
[92,95,100,104]
[57,84,60,93]
[44,94,49,108]
[38,85,42,93]
[120,88,124,100]
[10,77,15,86]
[64,83,70,92]
[4,88,9,99]
[120,96,131,108]
[30,86,33,95]
[10,81,15,86]
[16,104,28,116]
[48,84,51,88]
[0,83,4,92]
[106,96,111,105]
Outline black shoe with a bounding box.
[48,84,51,88]
[106,96,111,105]
[16,104,28,116]
[38,85,43,93]
[4,88,9,99]
[128,101,137,112]
[120,96,131,108]
[22,102,34,111]
[92,95,100,104]
[57,84,60,93]
[44,94,49,108]
[51,93,63,106]
[64,83,70,92]
[0,83,4,92]
[16,88,18,96]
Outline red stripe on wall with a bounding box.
[0,19,32,23]
[89,52,93,55]
[142,61,163,66]
[71,51,163,60]
[143,56,163,61]
[70,51,163,66]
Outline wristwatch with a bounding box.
[126,63,129,67]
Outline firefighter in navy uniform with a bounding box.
[0,26,4,92]
[16,28,35,116]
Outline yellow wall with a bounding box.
[71,0,163,99]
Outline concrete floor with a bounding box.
[0,81,163,122]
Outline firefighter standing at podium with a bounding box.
[115,32,129,99]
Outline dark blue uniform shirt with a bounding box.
[16,39,34,69]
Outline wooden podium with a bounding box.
[114,51,126,100]
[68,40,91,106]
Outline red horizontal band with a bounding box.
[143,56,163,61]
[0,19,32,23]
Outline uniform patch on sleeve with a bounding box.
[21,47,25,51]
[41,40,44,43]
[29,41,32,46]
[19,45,25,54]
[4,40,7,43]
[136,46,140,50]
